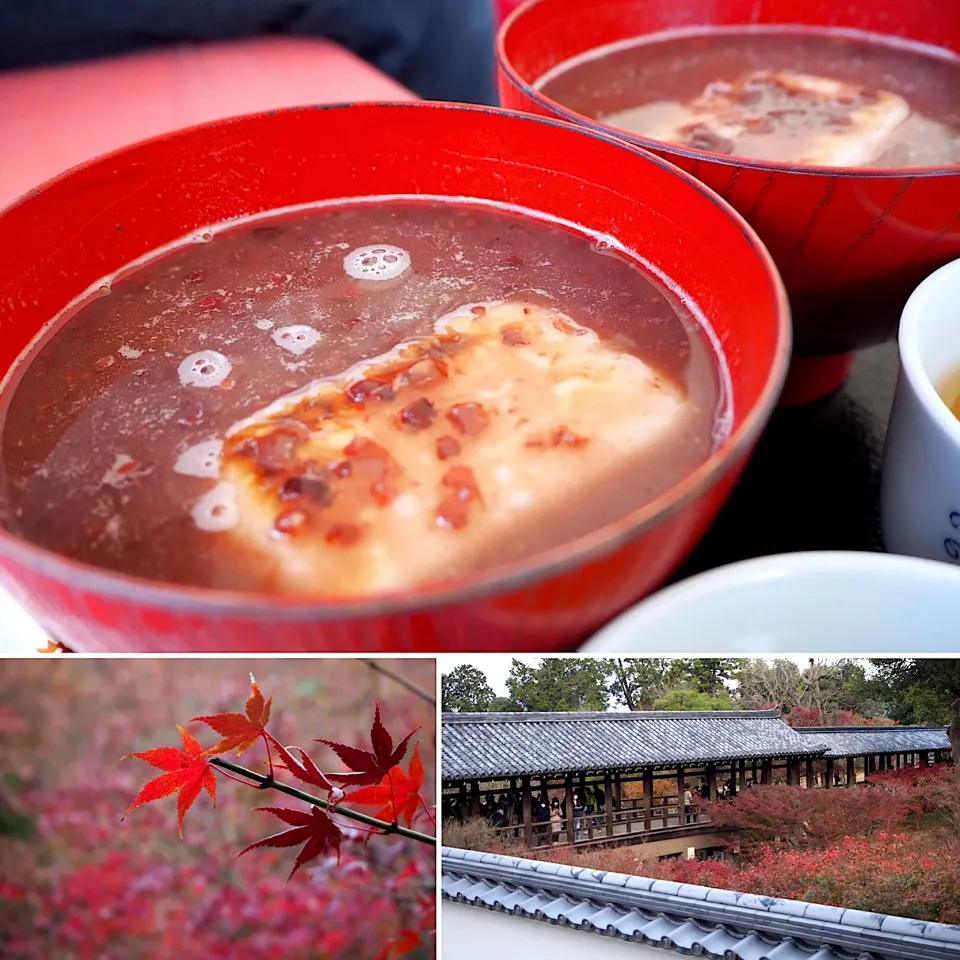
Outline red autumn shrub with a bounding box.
[706,783,910,848]
[870,765,960,829]
[524,833,960,924]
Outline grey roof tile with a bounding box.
[442,847,960,960]
[794,727,950,759]
[588,906,629,932]
[442,708,827,779]
[841,910,886,931]
[804,904,847,924]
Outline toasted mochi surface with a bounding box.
[603,70,910,166]
[217,300,687,595]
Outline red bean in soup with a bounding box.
[538,27,960,168]
[0,199,728,595]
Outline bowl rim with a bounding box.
[583,548,960,649]
[897,256,960,448]
[497,0,960,180]
[0,100,791,621]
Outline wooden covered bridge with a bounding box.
[441,709,952,852]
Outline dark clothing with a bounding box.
[0,0,498,105]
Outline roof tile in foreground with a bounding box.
[442,847,960,960]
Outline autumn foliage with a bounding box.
[121,676,431,888]
[515,767,960,924]
[0,659,435,960]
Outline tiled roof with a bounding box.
[794,726,952,759]
[442,709,825,780]
[442,847,960,960]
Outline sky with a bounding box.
[438,655,840,697]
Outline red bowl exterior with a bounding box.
[0,103,789,651]
[498,0,960,357]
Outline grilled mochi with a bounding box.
[214,300,689,596]
[602,70,911,166]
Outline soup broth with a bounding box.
[0,199,726,595]
[538,27,960,168]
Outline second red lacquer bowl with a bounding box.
[498,0,960,404]
[0,103,789,652]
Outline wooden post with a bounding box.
[728,763,737,797]
[707,764,718,803]
[677,767,687,825]
[521,777,533,847]
[806,758,815,788]
[643,768,653,832]
[786,760,798,786]
[605,771,614,838]
[761,759,773,785]
[565,774,575,845]
[470,780,481,817]
[614,771,622,811]
[825,758,834,788]
[751,760,758,784]
[847,757,856,786]
[739,759,747,791]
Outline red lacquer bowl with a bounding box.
[498,0,960,404]
[0,103,789,652]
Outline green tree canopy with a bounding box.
[441,664,495,713]
[652,688,735,712]
[667,659,743,697]
[868,659,960,760]
[506,658,611,712]
[607,658,670,710]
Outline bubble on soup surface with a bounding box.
[272,325,321,355]
[343,245,411,281]
[174,439,224,479]
[254,318,274,331]
[178,351,232,388]
[191,482,239,532]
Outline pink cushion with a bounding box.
[0,38,416,208]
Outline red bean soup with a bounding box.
[0,199,729,597]
[538,27,960,167]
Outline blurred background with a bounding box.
[0,658,436,960]
[0,0,524,209]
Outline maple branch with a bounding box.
[363,660,436,706]
[208,757,436,847]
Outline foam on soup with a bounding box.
[0,199,728,594]
[538,27,960,168]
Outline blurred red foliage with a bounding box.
[0,659,436,960]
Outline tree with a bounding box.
[489,696,517,712]
[666,659,742,697]
[608,658,670,710]
[506,658,610,712]
[652,688,735,712]
[441,665,495,713]
[869,659,960,761]
[736,659,804,710]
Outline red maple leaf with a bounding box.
[375,930,422,960]
[347,744,426,827]
[238,806,341,880]
[123,725,216,837]
[192,674,273,758]
[316,702,419,787]
[266,733,343,798]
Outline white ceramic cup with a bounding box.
[583,550,960,652]
[882,257,960,566]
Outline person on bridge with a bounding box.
[683,785,695,824]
